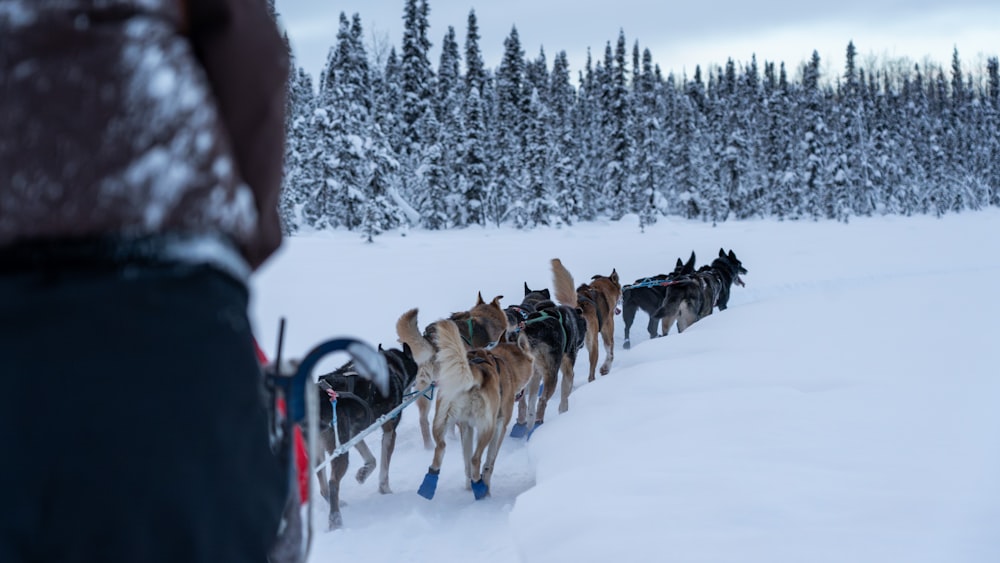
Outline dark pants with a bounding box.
[0,264,286,562]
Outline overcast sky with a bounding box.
[275,0,999,84]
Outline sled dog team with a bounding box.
[313,250,747,529]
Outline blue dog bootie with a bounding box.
[417,468,440,500]
[509,422,528,438]
[471,478,489,500]
[526,420,543,439]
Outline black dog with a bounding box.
[505,282,551,337]
[653,248,747,334]
[510,299,587,437]
[313,343,418,530]
[621,252,696,349]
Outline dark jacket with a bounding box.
[0,0,289,270]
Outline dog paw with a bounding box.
[356,464,375,484]
[471,479,489,500]
[378,483,393,495]
[509,422,528,438]
[623,339,630,350]
[417,469,439,500]
[526,421,543,439]
[328,511,343,530]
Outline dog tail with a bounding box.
[396,308,435,365]
[551,258,578,308]
[431,320,477,396]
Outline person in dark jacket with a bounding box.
[0,1,291,562]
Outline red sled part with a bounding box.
[255,337,310,505]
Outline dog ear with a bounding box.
[675,257,683,269]
[476,291,485,305]
[719,248,726,258]
[610,269,618,283]
[491,295,504,308]
[523,282,531,295]
[728,249,737,260]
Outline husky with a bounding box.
[510,298,587,437]
[551,258,622,382]
[504,282,551,337]
[395,293,508,449]
[621,252,696,349]
[414,319,535,500]
[653,248,748,334]
[312,344,419,529]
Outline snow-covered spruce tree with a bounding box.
[601,31,634,221]
[280,64,315,234]
[671,67,713,219]
[548,50,581,225]
[375,47,405,159]
[987,57,1000,206]
[396,0,435,224]
[413,107,452,230]
[306,13,399,234]
[760,61,799,219]
[571,51,603,222]
[464,10,488,98]
[829,41,873,221]
[301,15,353,231]
[523,87,559,227]
[491,26,529,228]
[798,50,832,219]
[457,85,489,226]
[400,0,434,151]
[434,25,465,227]
[521,49,559,228]
[454,9,493,227]
[633,46,666,231]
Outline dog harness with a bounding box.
[524,308,573,354]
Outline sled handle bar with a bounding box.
[271,337,389,423]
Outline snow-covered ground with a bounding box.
[251,210,1000,563]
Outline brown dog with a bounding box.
[552,258,622,382]
[415,319,535,500]
[395,293,508,449]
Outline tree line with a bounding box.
[275,0,1000,240]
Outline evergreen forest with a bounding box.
[273,0,1000,239]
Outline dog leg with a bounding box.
[517,370,542,436]
[418,410,451,500]
[328,454,349,530]
[469,420,495,500]
[482,416,508,490]
[354,440,376,484]
[316,454,330,502]
[585,321,600,382]
[646,314,659,341]
[316,434,336,502]
[677,302,697,333]
[599,321,615,376]
[558,355,575,414]
[459,422,474,489]
[417,391,433,450]
[509,395,529,438]
[659,315,672,337]
[378,420,398,494]
[622,299,636,350]
[536,369,557,422]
